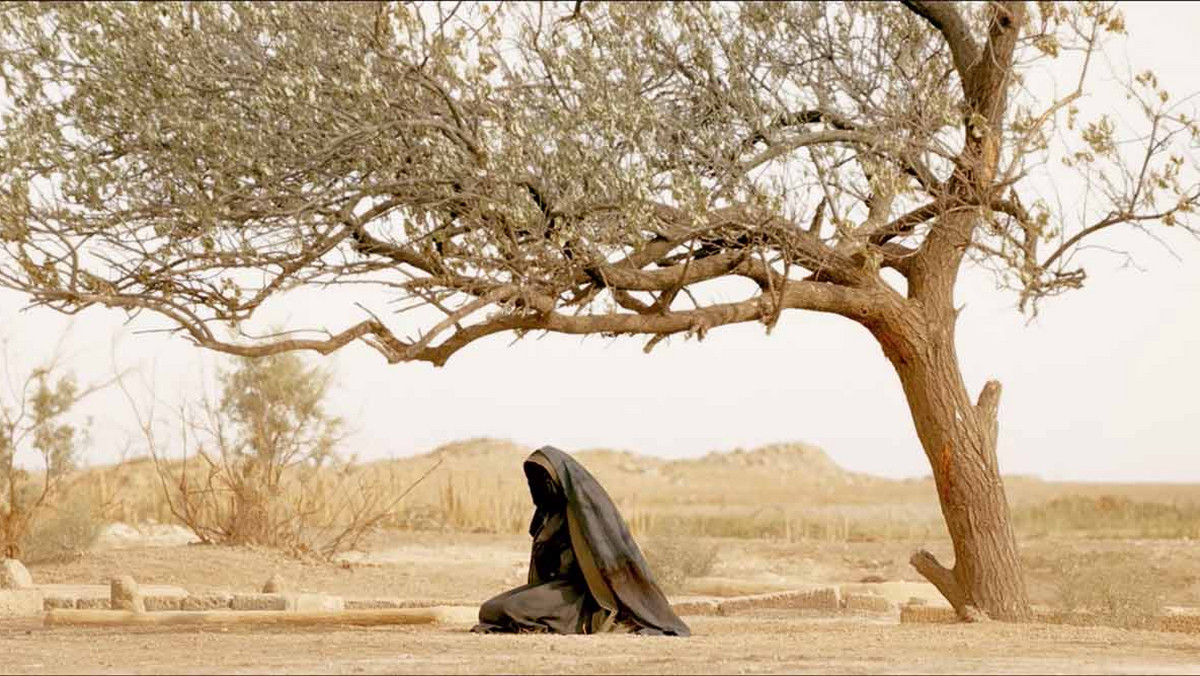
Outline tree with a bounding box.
[206,351,343,547]
[1,2,1197,619]
[220,352,340,487]
[0,345,95,558]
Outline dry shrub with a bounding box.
[126,351,420,559]
[154,456,418,558]
[1054,552,1172,628]
[640,536,719,594]
[21,490,104,563]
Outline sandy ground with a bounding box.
[6,533,1200,673]
[4,614,1200,674]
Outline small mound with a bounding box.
[675,442,858,484]
[425,438,531,465]
[574,448,667,475]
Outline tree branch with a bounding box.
[1040,200,1200,272]
[910,549,986,622]
[405,279,882,366]
[900,1,980,82]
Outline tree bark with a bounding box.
[870,305,1033,622]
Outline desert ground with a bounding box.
[4,439,1200,674]
[7,611,1200,674]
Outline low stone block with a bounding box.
[1,559,33,589]
[0,589,43,617]
[344,597,459,610]
[231,593,289,611]
[900,604,957,624]
[837,582,943,608]
[345,598,404,610]
[671,599,720,616]
[1158,614,1200,634]
[230,592,343,612]
[145,595,182,611]
[182,593,233,611]
[717,587,841,615]
[289,593,344,612]
[43,596,76,610]
[36,583,187,611]
[844,593,893,613]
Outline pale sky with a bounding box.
[1,2,1197,482]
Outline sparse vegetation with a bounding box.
[1053,552,1175,629]
[1014,495,1200,540]
[625,505,942,543]
[20,488,103,564]
[0,344,105,558]
[51,439,1200,552]
[428,474,529,534]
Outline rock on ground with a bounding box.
[111,575,145,612]
[1,559,33,589]
[262,573,287,594]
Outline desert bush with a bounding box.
[1054,552,1171,628]
[127,351,416,558]
[20,490,104,564]
[640,536,719,594]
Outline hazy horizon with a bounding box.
[1,2,1198,484]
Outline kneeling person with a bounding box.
[472,446,690,636]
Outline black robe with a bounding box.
[472,446,690,636]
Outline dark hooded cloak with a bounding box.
[472,445,690,637]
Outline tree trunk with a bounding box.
[872,311,1033,621]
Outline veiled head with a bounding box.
[523,458,564,511]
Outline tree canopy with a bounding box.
[0,1,1195,363]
